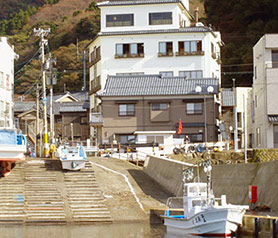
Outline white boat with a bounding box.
[0,129,26,177]
[162,165,248,237]
[58,144,87,171]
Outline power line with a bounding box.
[222,63,253,67]
[15,48,41,76]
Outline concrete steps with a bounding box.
[64,162,112,222]
[0,159,112,223]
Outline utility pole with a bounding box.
[233,78,238,151]
[36,84,40,157]
[34,28,51,157]
[77,39,88,91]
[46,53,57,144]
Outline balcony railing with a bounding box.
[158,52,173,57]
[176,51,204,56]
[89,76,101,95]
[90,112,104,126]
[115,53,144,59]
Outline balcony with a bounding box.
[176,51,204,56]
[115,53,144,59]
[158,52,173,57]
[90,112,104,127]
[89,76,101,95]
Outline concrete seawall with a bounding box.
[144,156,278,212]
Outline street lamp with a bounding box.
[195,86,214,144]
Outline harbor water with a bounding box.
[0,223,255,238]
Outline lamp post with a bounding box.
[195,86,214,144]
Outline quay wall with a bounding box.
[143,156,278,212]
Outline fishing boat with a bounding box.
[162,163,248,237]
[58,144,87,171]
[0,129,27,177]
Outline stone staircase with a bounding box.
[64,161,112,222]
[0,159,111,223]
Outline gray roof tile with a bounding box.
[59,102,87,112]
[14,101,35,112]
[222,88,235,107]
[98,0,181,6]
[98,27,211,37]
[99,75,219,97]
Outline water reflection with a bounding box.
[0,223,165,238]
[164,232,250,238]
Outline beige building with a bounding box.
[92,75,220,144]
[222,87,252,148]
[253,34,278,148]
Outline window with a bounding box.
[118,134,136,144]
[6,74,10,90]
[0,72,4,88]
[256,127,261,146]
[159,71,173,77]
[190,134,203,142]
[0,101,4,117]
[272,50,278,68]
[115,43,144,57]
[274,125,278,147]
[178,41,202,55]
[152,103,168,110]
[90,46,101,64]
[106,14,134,27]
[158,42,173,56]
[81,116,88,124]
[211,43,216,59]
[116,72,144,76]
[147,136,164,144]
[119,104,135,116]
[149,12,172,25]
[179,70,203,78]
[186,103,202,114]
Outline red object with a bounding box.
[178,119,183,135]
[249,185,258,203]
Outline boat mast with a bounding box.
[203,159,212,206]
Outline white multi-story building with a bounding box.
[87,0,222,141]
[88,0,222,108]
[253,34,278,148]
[0,37,17,128]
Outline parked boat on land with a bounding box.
[58,144,87,171]
[162,165,248,237]
[0,129,26,177]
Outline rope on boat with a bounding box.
[90,161,146,213]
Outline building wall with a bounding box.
[101,95,218,143]
[253,34,278,148]
[0,37,16,128]
[99,2,191,33]
[61,112,89,141]
[89,32,221,94]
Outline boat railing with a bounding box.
[165,196,183,216]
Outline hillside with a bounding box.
[5,0,100,95]
[1,0,276,95]
[204,0,278,87]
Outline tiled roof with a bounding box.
[98,0,181,6]
[59,102,87,112]
[98,75,219,97]
[14,101,35,112]
[222,88,235,107]
[98,27,211,37]
[268,115,278,122]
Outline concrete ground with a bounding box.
[88,156,170,222]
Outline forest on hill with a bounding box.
[204,0,278,87]
[0,0,277,95]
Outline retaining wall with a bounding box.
[143,156,278,212]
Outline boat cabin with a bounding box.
[183,183,207,217]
